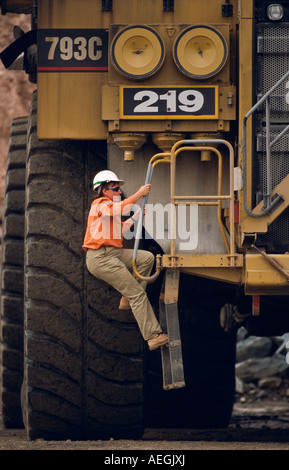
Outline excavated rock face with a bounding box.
[0,13,36,210]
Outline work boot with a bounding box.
[147,333,168,351]
[119,296,131,310]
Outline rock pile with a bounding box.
[235,327,289,400]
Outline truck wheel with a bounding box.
[1,117,27,428]
[145,274,237,429]
[22,92,145,440]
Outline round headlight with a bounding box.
[110,25,165,80]
[173,25,228,80]
[267,4,284,21]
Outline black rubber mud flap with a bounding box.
[22,91,146,440]
[1,116,27,428]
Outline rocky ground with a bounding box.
[233,326,289,432]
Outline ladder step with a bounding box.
[159,297,185,390]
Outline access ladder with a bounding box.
[132,139,236,390]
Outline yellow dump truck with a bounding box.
[1,0,289,439]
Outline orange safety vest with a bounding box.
[82,195,136,251]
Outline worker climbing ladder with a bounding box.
[132,139,236,390]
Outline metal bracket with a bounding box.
[252,244,289,283]
[222,2,233,17]
[102,0,113,11]
[163,0,174,12]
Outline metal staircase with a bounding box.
[242,68,289,219]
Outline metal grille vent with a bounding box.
[258,25,289,120]
[257,26,289,54]
[257,129,289,153]
[256,24,289,251]
[258,208,289,251]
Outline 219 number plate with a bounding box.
[120,86,218,119]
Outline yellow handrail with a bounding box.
[132,138,236,283]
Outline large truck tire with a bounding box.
[1,117,27,428]
[22,92,145,440]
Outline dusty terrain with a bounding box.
[0,383,289,450]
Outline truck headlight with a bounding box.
[267,4,284,21]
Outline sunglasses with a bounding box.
[106,186,121,192]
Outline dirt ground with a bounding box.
[1,388,289,451]
[0,432,288,451]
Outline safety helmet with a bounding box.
[92,170,124,191]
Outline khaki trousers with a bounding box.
[86,247,162,341]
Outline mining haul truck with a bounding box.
[1,0,289,440]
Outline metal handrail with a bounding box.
[132,152,170,283]
[132,139,236,282]
[171,139,236,265]
[242,69,289,217]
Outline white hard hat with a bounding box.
[92,170,124,191]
